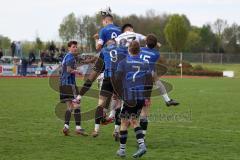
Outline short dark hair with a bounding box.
[67,41,77,47]
[129,40,140,55]
[146,34,157,49]
[121,23,133,33]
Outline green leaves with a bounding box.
[164,14,189,53]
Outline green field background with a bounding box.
[0,76,240,160]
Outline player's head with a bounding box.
[128,40,140,56]
[100,7,113,26]
[121,23,134,33]
[146,34,157,49]
[68,40,78,55]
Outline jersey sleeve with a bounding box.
[98,28,105,45]
[136,33,146,41]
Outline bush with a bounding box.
[193,64,204,71]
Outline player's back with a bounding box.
[60,53,76,85]
[117,55,151,101]
[140,47,160,71]
[101,44,128,78]
[99,24,121,46]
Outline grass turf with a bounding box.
[0,77,240,160]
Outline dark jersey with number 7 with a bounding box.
[116,55,153,102]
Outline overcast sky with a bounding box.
[0,0,239,41]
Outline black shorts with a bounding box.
[59,85,79,103]
[100,77,116,97]
[120,100,145,119]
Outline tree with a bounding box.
[35,37,44,51]
[200,24,215,52]
[184,27,202,53]
[223,23,240,53]
[212,19,228,53]
[164,14,189,53]
[59,13,78,42]
[0,35,11,49]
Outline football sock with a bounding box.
[156,80,171,102]
[115,108,121,126]
[94,124,100,132]
[115,125,120,132]
[79,79,93,96]
[140,117,148,136]
[64,109,72,126]
[134,127,145,148]
[162,94,171,102]
[95,106,104,125]
[74,108,81,126]
[119,130,128,151]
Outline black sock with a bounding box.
[134,127,145,147]
[95,106,103,124]
[79,79,93,96]
[119,130,128,150]
[64,109,72,126]
[115,108,121,126]
[140,117,148,136]
[74,108,81,126]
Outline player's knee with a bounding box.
[130,119,139,128]
[121,119,129,130]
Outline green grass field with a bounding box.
[0,77,240,160]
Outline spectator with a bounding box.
[0,48,3,59]
[11,41,16,57]
[15,41,22,58]
[28,50,36,65]
[21,58,28,76]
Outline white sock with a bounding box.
[95,124,100,132]
[115,125,120,132]
[120,144,126,151]
[142,130,147,135]
[162,94,171,102]
[109,110,116,118]
[76,126,82,130]
[64,124,69,129]
[76,95,81,100]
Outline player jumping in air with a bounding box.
[60,41,88,136]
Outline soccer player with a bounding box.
[77,39,128,137]
[115,41,152,158]
[94,7,121,51]
[60,41,88,136]
[115,23,179,106]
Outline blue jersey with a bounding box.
[117,55,152,101]
[60,53,76,85]
[98,24,121,46]
[99,44,128,78]
[139,47,160,71]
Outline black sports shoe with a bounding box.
[166,99,180,107]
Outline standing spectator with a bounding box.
[11,41,16,57]
[28,50,36,65]
[16,41,22,58]
[0,48,3,59]
[21,58,28,76]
